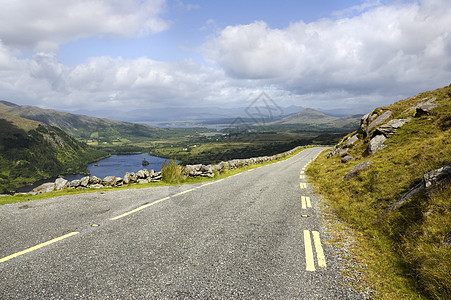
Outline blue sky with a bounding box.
[1,0,450,119]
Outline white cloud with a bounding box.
[203,0,451,97]
[0,0,169,52]
[1,0,451,117]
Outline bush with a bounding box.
[161,159,185,183]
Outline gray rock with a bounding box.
[70,179,81,188]
[442,233,451,247]
[31,182,55,194]
[415,97,437,117]
[344,134,359,147]
[373,163,450,225]
[136,169,149,179]
[90,184,104,189]
[54,178,69,190]
[123,172,137,184]
[365,111,392,136]
[201,165,214,173]
[80,176,90,187]
[338,148,349,157]
[116,177,124,186]
[343,161,373,181]
[327,147,338,158]
[375,118,411,138]
[341,155,354,163]
[137,179,149,184]
[368,135,387,154]
[423,163,451,191]
[89,176,101,185]
[103,176,117,187]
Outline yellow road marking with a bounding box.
[313,231,327,268]
[0,232,79,264]
[299,175,305,179]
[198,179,223,188]
[173,188,195,197]
[304,230,315,271]
[301,196,312,209]
[300,182,307,189]
[110,197,170,220]
[300,170,305,174]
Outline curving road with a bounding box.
[0,147,364,299]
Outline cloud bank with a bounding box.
[0,0,450,116]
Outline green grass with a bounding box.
[307,85,451,299]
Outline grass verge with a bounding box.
[306,85,451,299]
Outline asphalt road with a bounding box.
[0,147,365,299]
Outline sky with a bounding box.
[0,0,450,119]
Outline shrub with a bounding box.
[161,159,184,183]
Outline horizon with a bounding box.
[1,0,450,120]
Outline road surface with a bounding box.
[0,147,364,299]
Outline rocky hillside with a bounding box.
[307,85,450,299]
[0,112,107,193]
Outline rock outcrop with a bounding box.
[373,163,451,224]
[327,96,438,160]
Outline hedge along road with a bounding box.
[0,147,364,299]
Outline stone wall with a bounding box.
[29,145,308,195]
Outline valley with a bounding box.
[0,100,359,192]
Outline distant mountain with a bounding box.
[0,100,180,143]
[270,108,362,127]
[0,109,106,193]
[72,105,306,123]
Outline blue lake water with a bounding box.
[67,154,168,180]
[17,154,169,193]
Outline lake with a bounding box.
[16,154,169,193]
[80,153,168,179]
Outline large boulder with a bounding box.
[344,134,359,147]
[80,176,90,187]
[415,97,437,117]
[54,178,69,190]
[136,169,150,179]
[32,182,55,194]
[88,176,102,185]
[368,135,387,154]
[70,179,82,188]
[365,111,392,137]
[103,176,117,187]
[123,172,137,184]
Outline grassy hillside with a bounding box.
[0,113,107,193]
[307,85,450,299]
[0,100,210,145]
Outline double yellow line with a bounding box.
[303,230,326,271]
